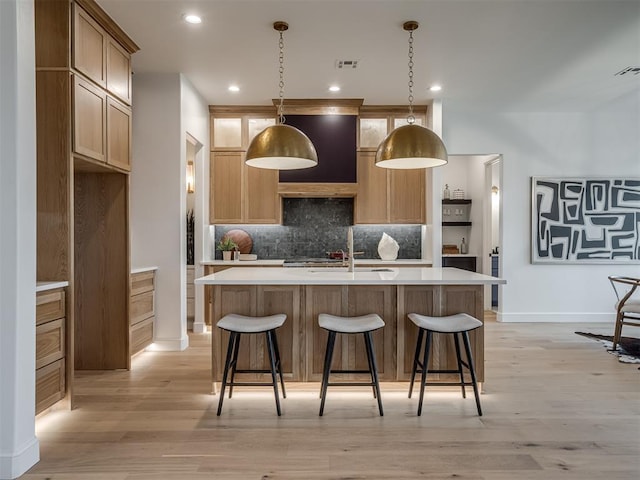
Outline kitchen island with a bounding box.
[195,267,505,386]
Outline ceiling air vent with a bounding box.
[336,60,358,69]
[615,66,640,76]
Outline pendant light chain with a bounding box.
[407,28,415,125]
[277,29,285,125]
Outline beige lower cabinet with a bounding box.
[130,270,155,356]
[35,288,67,414]
[211,285,302,382]
[210,283,483,383]
[304,285,397,381]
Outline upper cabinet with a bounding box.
[209,110,280,224]
[355,108,427,224]
[73,3,107,87]
[73,1,132,104]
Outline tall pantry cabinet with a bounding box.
[35,0,138,410]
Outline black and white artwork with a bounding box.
[532,177,640,264]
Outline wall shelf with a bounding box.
[442,199,472,205]
[443,221,472,227]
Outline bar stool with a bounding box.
[318,313,385,416]
[408,313,483,416]
[216,313,287,416]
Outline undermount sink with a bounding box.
[306,268,394,273]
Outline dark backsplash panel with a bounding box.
[215,198,422,260]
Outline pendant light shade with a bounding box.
[375,124,447,169]
[246,124,318,170]
[376,21,448,169]
[245,21,318,170]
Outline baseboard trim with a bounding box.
[192,321,206,334]
[147,335,189,351]
[498,312,615,323]
[0,437,39,479]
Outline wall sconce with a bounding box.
[491,185,499,195]
[186,162,195,193]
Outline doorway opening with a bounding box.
[483,156,502,313]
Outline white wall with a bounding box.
[130,73,209,348]
[444,90,640,322]
[179,75,209,334]
[131,73,187,350]
[0,1,39,477]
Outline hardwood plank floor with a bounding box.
[25,316,640,479]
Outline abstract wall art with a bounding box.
[531,177,640,264]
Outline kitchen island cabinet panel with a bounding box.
[305,286,348,380]
[348,285,397,380]
[397,285,439,379]
[211,285,302,382]
[199,267,503,385]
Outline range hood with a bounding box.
[278,182,357,198]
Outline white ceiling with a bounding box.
[97,0,640,112]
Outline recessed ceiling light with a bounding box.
[329,85,341,92]
[228,85,240,92]
[429,85,442,92]
[183,14,202,24]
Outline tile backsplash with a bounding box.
[214,198,422,260]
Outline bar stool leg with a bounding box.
[265,330,282,416]
[453,333,466,398]
[319,331,337,416]
[363,332,377,399]
[408,328,424,399]
[462,331,482,416]
[270,330,286,398]
[228,332,242,399]
[217,331,237,416]
[417,330,432,416]
[364,331,384,416]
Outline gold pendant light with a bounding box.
[375,21,448,169]
[246,21,318,170]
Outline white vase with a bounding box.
[222,251,232,261]
[378,232,399,261]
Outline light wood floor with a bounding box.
[26,316,640,479]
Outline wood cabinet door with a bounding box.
[390,169,425,224]
[106,38,131,104]
[106,96,131,171]
[210,151,243,223]
[73,4,106,87]
[347,285,397,380]
[355,151,389,224]
[397,285,484,382]
[245,165,280,224]
[255,286,302,380]
[73,75,106,162]
[397,285,439,380]
[305,285,348,381]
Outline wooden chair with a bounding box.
[608,276,640,352]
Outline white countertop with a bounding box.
[131,266,158,274]
[202,259,285,266]
[442,254,477,257]
[195,267,505,286]
[201,259,433,266]
[36,281,69,292]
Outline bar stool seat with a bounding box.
[216,313,287,416]
[318,313,385,416]
[408,313,483,416]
